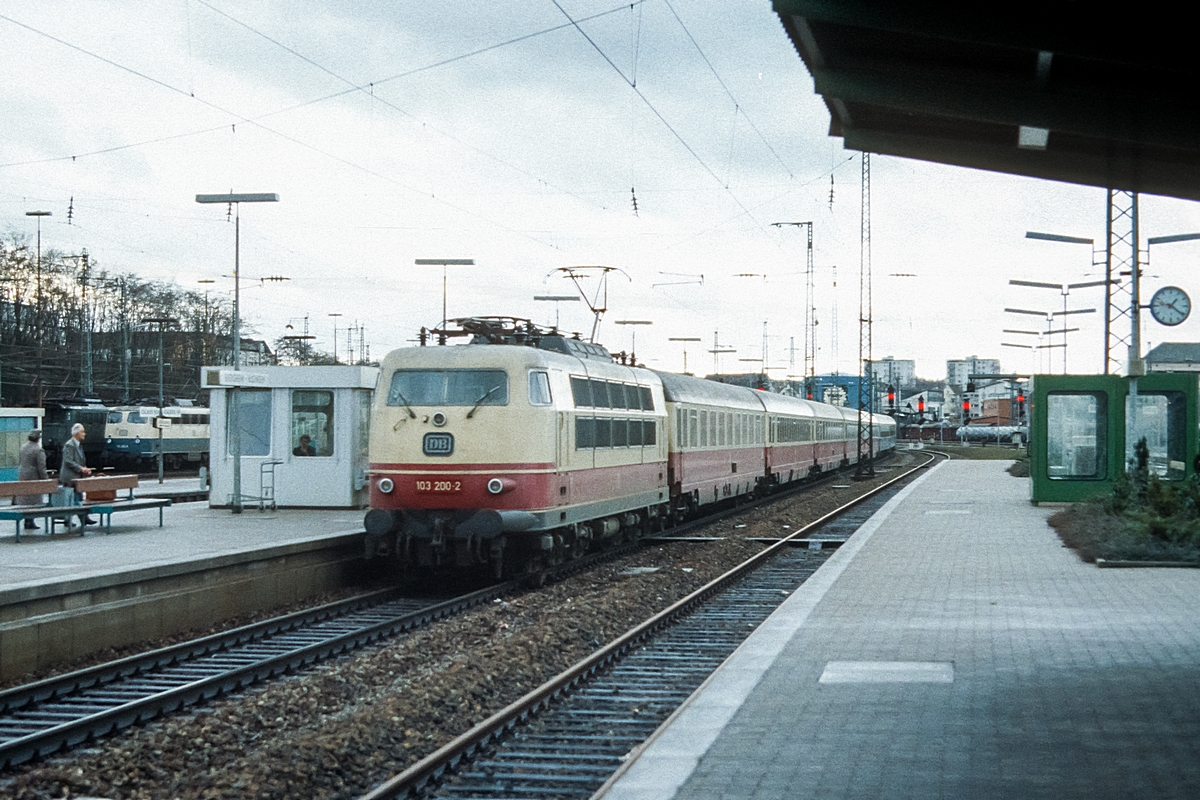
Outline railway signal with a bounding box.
[887,384,896,415]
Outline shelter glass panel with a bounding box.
[291,390,334,457]
[1046,392,1106,480]
[228,389,272,457]
[1127,391,1187,480]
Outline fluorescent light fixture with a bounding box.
[1018,125,1050,150]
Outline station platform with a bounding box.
[0,493,368,681]
[601,460,1200,800]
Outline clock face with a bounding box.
[1150,286,1191,326]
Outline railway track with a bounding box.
[0,452,911,774]
[360,451,939,800]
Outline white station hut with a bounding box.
[202,365,379,509]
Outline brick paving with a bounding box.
[602,460,1200,800]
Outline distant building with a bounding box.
[946,356,1001,390]
[871,357,916,389]
[1145,342,1200,373]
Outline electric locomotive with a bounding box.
[364,318,669,579]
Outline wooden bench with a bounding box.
[1,475,170,542]
[73,474,139,501]
[1,479,65,542]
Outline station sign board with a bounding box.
[203,369,269,388]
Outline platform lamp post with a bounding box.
[415,258,475,342]
[195,192,279,514]
[1008,278,1105,373]
[669,337,702,374]
[26,211,51,405]
[533,295,580,330]
[614,320,652,365]
[141,317,179,484]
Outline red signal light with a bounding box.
[962,399,970,414]
[918,397,925,413]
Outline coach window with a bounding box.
[677,409,685,446]
[529,371,553,406]
[700,410,708,447]
[228,389,272,457]
[291,390,334,457]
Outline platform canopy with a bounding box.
[774,1,1200,201]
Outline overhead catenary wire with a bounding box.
[549,0,770,236]
[0,10,570,252]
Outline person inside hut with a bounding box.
[293,434,316,456]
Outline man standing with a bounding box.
[60,423,96,528]
[15,430,48,531]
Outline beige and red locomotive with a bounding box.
[363,319,895,578]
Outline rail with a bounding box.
[359,451,940,799]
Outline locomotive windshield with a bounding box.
[387,369,509,407]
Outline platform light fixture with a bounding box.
[416,258,475,338]
[141,316,179,485]
[195,192,279,514]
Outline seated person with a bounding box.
[293,435,317,456]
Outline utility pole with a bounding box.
[855,154,875,480]
[772,221,815,397]
[26,211,51,405]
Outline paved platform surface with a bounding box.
[602,460,1200,800]
[0,497,365,594]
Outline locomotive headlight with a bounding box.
[432,412,447,427]
[378,477,395,494]
[487,477,514,495]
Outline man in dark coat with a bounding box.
[60,423,96,527]
[14,430,48,530]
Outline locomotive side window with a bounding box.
[570,377,592,407]
[528,371,553,406]
[128,411,147,424]
[590,380,610,408]
[291,390,335,456]
[576,417,595,448]
[594,418,612,448]
[388,370,508,406]
[107,411,123,424]
[643,419,656,446]
[612,418,629,447]
[639,386,654,411]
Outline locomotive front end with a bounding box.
[364,345,557,577]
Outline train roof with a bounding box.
[655,371,768,411]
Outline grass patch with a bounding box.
[1048,439,1200,564]
[931,444,1025,461]
[1049,502,1200,563]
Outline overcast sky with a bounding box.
[4,1,1200,383]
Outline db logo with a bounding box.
[423,432,454,456]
